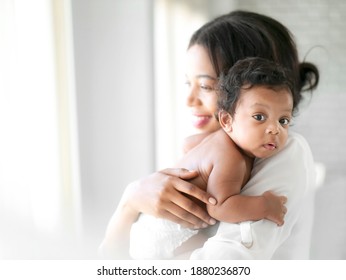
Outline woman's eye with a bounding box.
[184,81,191,87]
[253,114,266,121]
[200,84,213,91]
[280,118,290,126]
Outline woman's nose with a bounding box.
[186,85,201,107]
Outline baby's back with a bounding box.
[175,129,252,192]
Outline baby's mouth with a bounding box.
[263,143,277,150]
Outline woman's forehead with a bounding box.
[186,45,217,78]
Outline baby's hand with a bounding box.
[262,191,287,226]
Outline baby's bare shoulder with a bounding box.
[182,132,212,154]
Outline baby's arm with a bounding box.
[206,159,287,225]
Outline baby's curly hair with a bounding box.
[216,57,295,119]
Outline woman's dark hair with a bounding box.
[217,57,295,117]
[188,10,319,110]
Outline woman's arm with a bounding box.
[98,168,217,259]
[98,184,138,259]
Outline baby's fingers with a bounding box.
[280,196,288,204]
[276,206,287,226]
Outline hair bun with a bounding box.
[299,62,319,92]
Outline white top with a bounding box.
[190,131,316,259]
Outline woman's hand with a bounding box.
[98,168,217,259]
[262,191,287,226]
[127,168,217,229]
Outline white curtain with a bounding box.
[0,0,80,258]
[153,0,207,169]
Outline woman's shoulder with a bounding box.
[251,131,314,175]
[284,131,313,157]
[255,131,314,174]
[243,131,315,195]
[287,131,309,146]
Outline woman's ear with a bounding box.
[218,111,233,132]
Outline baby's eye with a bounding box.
[279,118,291,126]
[253,114,266,121]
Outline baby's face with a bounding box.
[227,85,293,159]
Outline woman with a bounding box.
[99,10,319,259]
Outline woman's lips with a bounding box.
[191,115,212,128]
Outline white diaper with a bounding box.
[129,214,198,259]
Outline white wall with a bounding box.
[71,0,155,247]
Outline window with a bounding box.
[0,0,80,258]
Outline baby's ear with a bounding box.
[218,111,233,132]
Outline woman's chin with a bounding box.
[192,123,220,134]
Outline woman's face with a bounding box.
[185,44,220,134]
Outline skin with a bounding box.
[177,83,293,222]
[225,86,293,159]
[98,44,288,259]
[172,85,291,257]
[185,44,220,134]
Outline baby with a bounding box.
[130,57,293,259]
